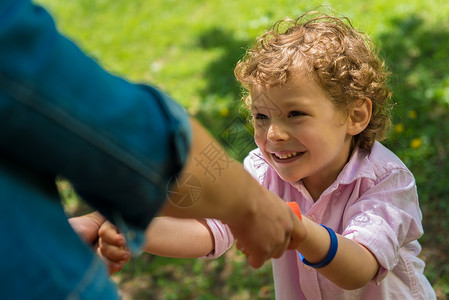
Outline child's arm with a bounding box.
[98,216,214,273]
[142,216,214,257]
[297,217,379,290]
[285,202,378,290]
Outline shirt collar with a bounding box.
[288,143,378,197]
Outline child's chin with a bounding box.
[279,173,302,183]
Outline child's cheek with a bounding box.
[253,131,266,149]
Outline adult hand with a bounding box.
[227,193,307,268]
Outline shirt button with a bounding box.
[304,264,312,271]
[309,215,316,221]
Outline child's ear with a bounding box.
[347,99,372,136]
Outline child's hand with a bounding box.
[97,221,131,274]
[68,212,106,244]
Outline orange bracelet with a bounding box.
[286,202,302,220]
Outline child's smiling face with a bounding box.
[251,73,354,199]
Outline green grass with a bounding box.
[40,0,449,298]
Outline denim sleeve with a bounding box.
[0,0,191,250]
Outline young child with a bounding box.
[98,11,436,299]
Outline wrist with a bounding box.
[299,225,338,268]
[297,218,333,264]
[222,169,260,226]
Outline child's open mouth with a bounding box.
[272,151,303,162]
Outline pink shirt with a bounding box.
[205,142,435,299]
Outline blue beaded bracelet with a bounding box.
[298,225,338,269]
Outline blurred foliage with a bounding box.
[112,250,274,300]
[380,15,449,293]
[40,0,449,298]
[382,15,449,207]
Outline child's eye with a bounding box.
[255,113,269,120]
[288,111,305,118]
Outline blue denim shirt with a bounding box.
[0,0,191,298]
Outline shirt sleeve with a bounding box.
[0,0,191,251]
[342,168,423,282]
[201,218,234,258]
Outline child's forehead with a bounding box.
[250,68,308,90]
[249,86,307,112]
[248,72,336,111]
[249,70,317,99]
[249,87,281,112]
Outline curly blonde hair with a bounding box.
[235,11,392,150]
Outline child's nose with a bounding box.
[267,123,289,142]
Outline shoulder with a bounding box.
[366,142,415,185]
[368,142,409,171]
[341,141,414,185]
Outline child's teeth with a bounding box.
[277,152,299,159]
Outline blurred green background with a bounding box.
[38,0,449,299]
